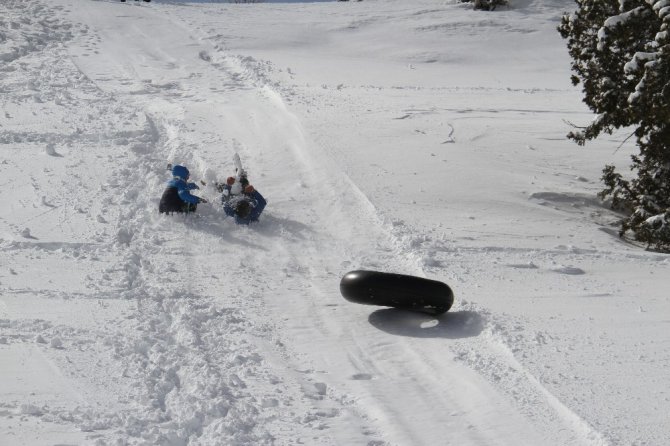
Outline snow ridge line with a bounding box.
[216,45,476,287]
[450,307,612,444]
[376,221,613,441]
[452,316,611,445]
[390,226,613,442]
[488,336,610,446]
[258,81,429,278]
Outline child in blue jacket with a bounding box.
[219,177,266,224]
[159,165,207,214]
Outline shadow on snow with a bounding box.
[368,308,484,339]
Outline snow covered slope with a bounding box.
[1,0,668,445]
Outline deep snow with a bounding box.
[1,0,669,445]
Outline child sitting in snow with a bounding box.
[159,165,207,214]
[216,168,266,224]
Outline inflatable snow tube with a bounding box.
[339,270,454,315]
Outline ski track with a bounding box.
[1,0,665,445]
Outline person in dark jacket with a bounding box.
[159,165,207,214]
[220,179,266,224]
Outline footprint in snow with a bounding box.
[20,228,37,239]
[45,143,63,157]
[41,196,57,208]
[551,266,585,275]
[506,262,538,269]
[313,382,327,395]
[350,373,373,381]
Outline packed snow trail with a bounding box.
[0,0,624,444]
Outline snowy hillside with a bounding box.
[1,0,669,445]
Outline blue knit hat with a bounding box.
[172,165,189,180]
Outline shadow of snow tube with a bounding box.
[340,270,454,315]
[368,309,483,339]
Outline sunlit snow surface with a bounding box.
[1,0,668,445]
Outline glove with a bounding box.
[244,185,254,194]
[226,177,235,186]
[199,197,208,204]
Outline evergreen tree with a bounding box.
[558,0,670,251]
